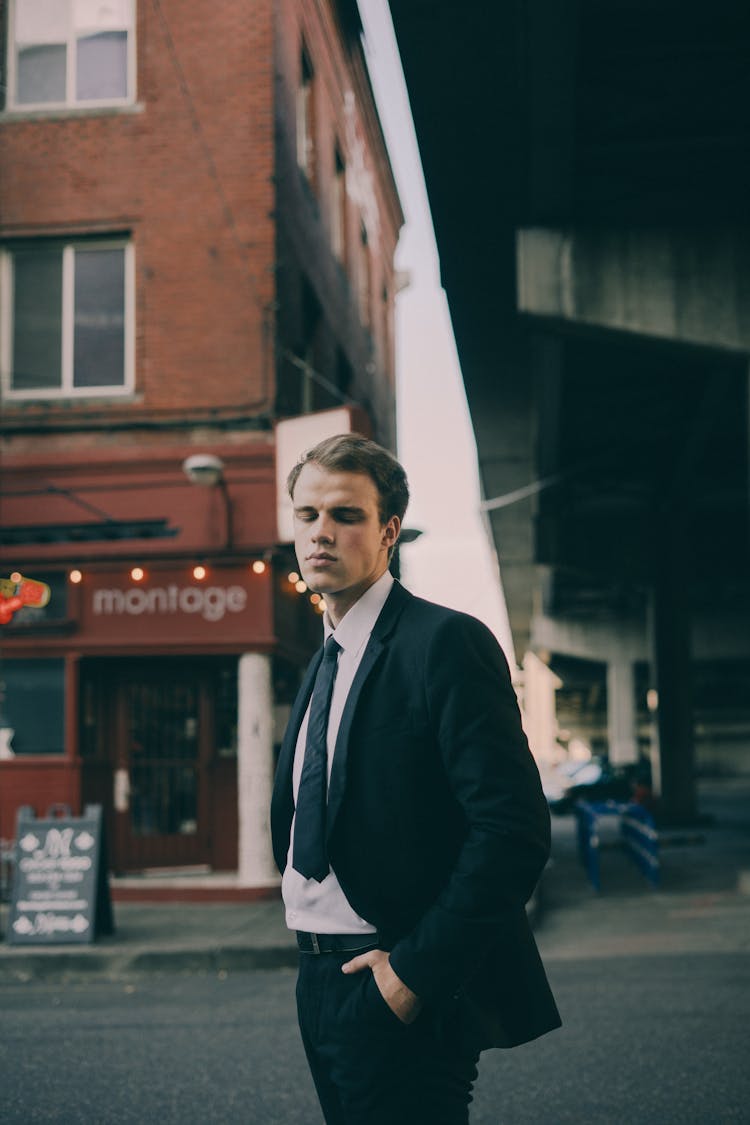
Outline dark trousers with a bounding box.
[296,951,481,1125]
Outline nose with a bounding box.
[312,515,334,544]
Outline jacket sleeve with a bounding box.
[388,613,551,1004]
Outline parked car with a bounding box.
[543,756,644,815]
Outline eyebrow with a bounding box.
[293,505,367,518]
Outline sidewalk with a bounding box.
[0,894,297,981]
[1,779,748,981]
[535,777,750,964]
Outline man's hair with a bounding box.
[286,433,409,524]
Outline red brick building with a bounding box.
[0,0,402,888]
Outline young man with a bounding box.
[271,434,560,1125]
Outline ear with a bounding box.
[382,515,400,550]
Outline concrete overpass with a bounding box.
[387,0,750,820]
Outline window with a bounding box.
[0,658,65,755]
[380,283,391,376]
[1,238,134,399]
[331,146,347,263]
[358,222,371,328]
[8,0,134,111]
[299,277,321,413]
[296,47,315,182]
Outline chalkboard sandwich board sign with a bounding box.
[7,804,114,945]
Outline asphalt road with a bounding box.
[1,953,748,1124]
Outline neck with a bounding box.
[325,566,391,628]
[325,590,363,628]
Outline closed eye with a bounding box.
[293,506,367,523]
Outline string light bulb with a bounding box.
[287,571,300,584]
[295,580,307,593]
[252,560,266,574]
[69,569,83,584]
[193,565,207,580]
[130,567,145,582]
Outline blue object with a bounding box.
[574,800,659,891]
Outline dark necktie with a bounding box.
[292,635,341,882]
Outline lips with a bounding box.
[307,553,336,563]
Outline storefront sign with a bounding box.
[7,805,114,945]
[92,583,247,622]
[79,566,273,646]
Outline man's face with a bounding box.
[292,463,400,622]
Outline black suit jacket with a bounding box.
[271,581,561,1048]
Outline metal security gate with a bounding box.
[114,666,211,870]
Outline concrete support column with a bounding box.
[606,657,638,766]
[650,522,697,823]
[237,653,279,887]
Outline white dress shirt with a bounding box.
[282,569,394,934]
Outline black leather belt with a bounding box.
[296,931,379,955]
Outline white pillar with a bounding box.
[606,657,638,765]
[237,653,279,887]
[521,651,561,766]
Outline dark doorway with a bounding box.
[80,658,238,873]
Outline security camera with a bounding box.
[182,454,225,487]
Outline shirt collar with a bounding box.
[323,570,394,655]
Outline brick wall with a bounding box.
[273,0,402,446]
[0,0,401,451]
[0,0,277,450]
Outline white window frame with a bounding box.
[6,0,136,113]
[0,238,135,401]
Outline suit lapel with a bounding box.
[326,635,383,837]
[326,581,410,840]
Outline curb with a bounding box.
[0,943,300,982]
[1,874,548,983]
